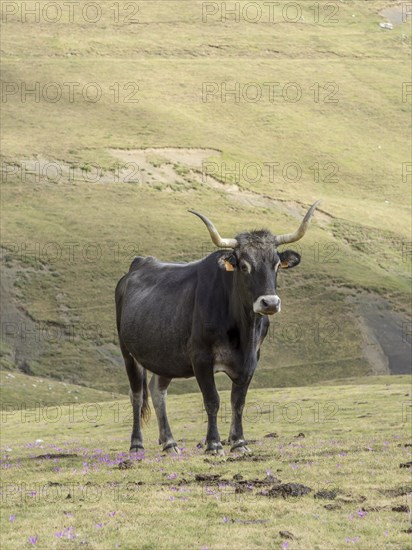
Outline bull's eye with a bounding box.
[240,261,251,273]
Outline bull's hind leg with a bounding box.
[149,375,179,455]
[123,354,147,452]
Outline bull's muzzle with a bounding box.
[253,295,281,315]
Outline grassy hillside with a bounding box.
[1,379,411,549]
[0,370,123,408]
[1,0,411,393]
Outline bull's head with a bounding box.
[189,201,320,315]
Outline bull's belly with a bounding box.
[132,344,193,378]
[137,357,194,379]
[122,333,194,378]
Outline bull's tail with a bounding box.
[141,368,151,424]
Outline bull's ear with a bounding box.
[279,250,301,269]
[218,253,237,271]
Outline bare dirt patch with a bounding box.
[264,482,312,498]
[0,250,44,370]
[347,293,411,375]
[109,147,220,170]
[34,453,78,460]
[186,472,313,499]
[109,147,242,195]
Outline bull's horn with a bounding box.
[274,200,321,246]
[188,210,238,248]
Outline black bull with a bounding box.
[115,202,320,455]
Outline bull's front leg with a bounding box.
[194,363,223,455]
[229,380,252,454]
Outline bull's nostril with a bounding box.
[253,295,281,314]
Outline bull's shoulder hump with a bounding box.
[129,255,155,272]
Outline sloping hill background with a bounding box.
[1,0,411,394]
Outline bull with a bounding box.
[115,201,320,454]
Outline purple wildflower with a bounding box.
[167,473,178,480]
[63,527,75,540]
[108,511,116,517]
[357,509,367,518]
[9,515,16,522]
[223,516,229,524]
[282,542,289,550]
[95,523,103,529]
[28,536,38,545]
[346,536,360,544]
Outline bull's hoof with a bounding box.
[163,442,181,455]
[232,445,252,454]
[130,445,144,453]
[205,448,225,456]
[205,442,225,456]
[230,440,252,454]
